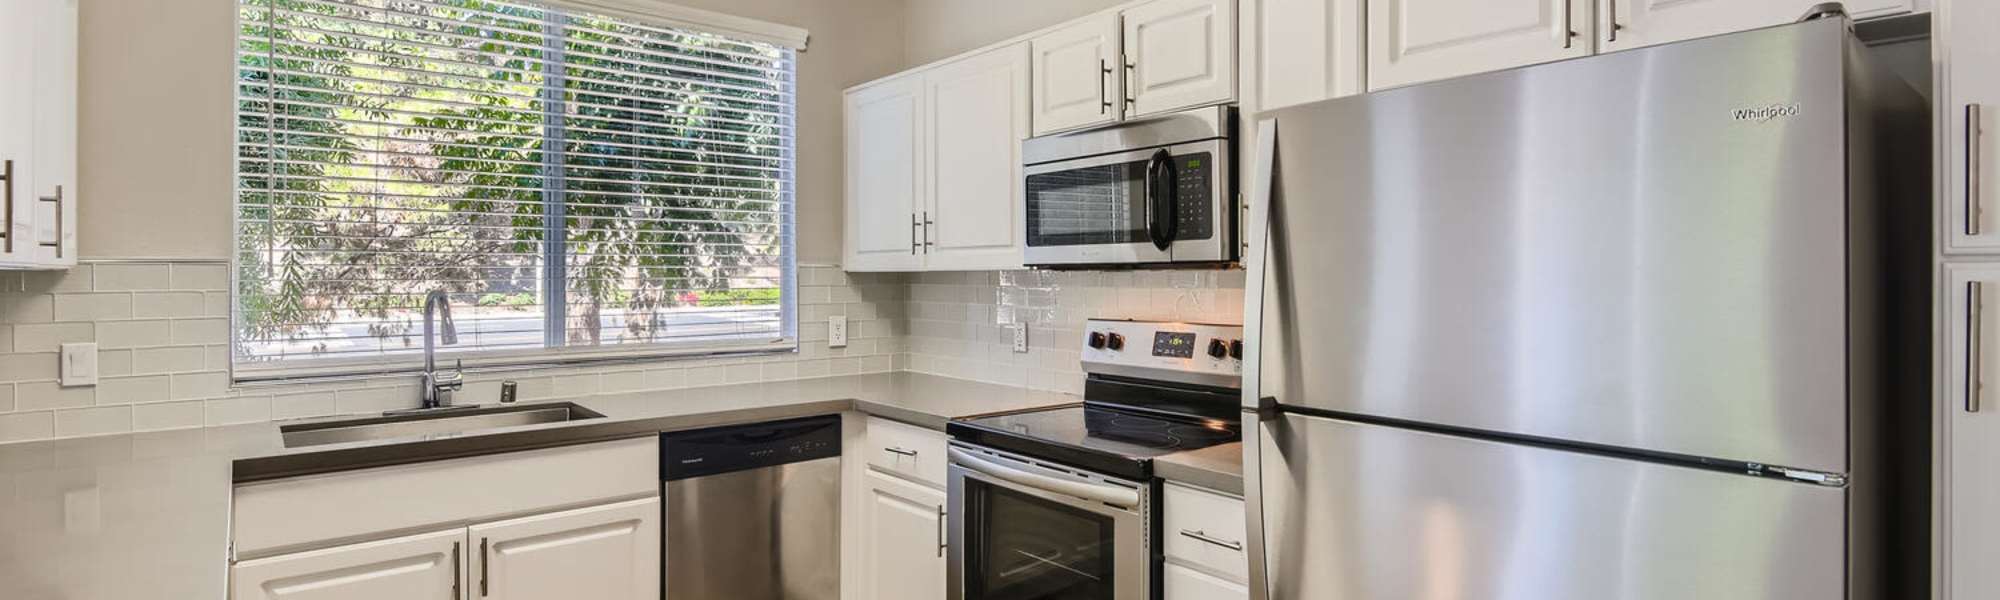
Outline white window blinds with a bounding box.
[234,0,797,380]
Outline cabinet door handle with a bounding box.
[1607,0,1622,42]
[923,211,935,248]
[38,185,61,258]
[911,212,922,255]
[1,159,12,253]
[1971,281,1986,413]
[883,446,918,457]
[451,541,462,600]
[1562,0,1577,48]
[1970,104,1985,236]
[1123,61,1137,108]
[936,505,948,558]
[478,537,490,596]
[1178,529,1244,551]
[1099,59,1112,114]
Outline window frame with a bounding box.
[227,0,803,384]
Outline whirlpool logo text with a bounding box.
[1732,103,1802,123]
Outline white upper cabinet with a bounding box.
[1249,0,1366,112]
[1032,15,1125,136]
[231,528,465,600]
[1599,0,1913,52]
[1366,0,1590,90]
[1124,0,1238,117]
[1946,0,2000,253]
[857,469,946,600]
[923,45,1030,271]
[469,496,660,600]
[844,74,927,272]
[0,0,76,269]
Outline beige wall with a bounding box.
[901,0,1128,66]
[75,0,907,264]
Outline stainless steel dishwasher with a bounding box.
[661,414,840,599]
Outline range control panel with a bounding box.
[1080,319,1242,387]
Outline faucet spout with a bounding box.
[421,290,464,409]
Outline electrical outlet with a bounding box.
[60,343,98,387]
[829,316,849,348]
[1012,325,1029,353]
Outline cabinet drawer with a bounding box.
[1162,482,1247,581]
[865,416,947,487]
[1164,560,1249,600]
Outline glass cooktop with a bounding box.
[947,403,1241,480]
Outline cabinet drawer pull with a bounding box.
[451,541,462,600]
[1971,104,1985,236]
[1562,0,1577,49]
[1178,528,1243,551]
[883,446,918,457]
[1607,0,1622,42]
[38,185,61,258]
[1971,281,1986,413]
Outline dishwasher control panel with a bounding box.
[661,414,841,481]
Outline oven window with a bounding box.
[1025,152,1214,248]
[965,480,1117,600]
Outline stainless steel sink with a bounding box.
[280,403,606,448]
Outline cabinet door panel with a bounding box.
[1032,15,1122,135]
[28,0,74,264]
[924,45,1029,271]
[1947,0,2000,253]
[470,496,659,600]
[1125,0,1237,116]
[0,0,35,264]
[844,76,925,271]
[1600,0,1911,52]
[860,470,945,600]
[1366,0,1589,90]
[1253,0,1365,112]
[1164,561,1249,600]
[1949,264,2000,600]
[230,528,464,600]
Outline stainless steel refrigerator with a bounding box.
[1242,13,1931,600]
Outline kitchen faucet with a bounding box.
[421,290,464,409]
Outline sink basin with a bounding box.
[280,403,607,448]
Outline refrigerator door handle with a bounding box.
[1971,280,1985,413]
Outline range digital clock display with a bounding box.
[1152,332,1197,358]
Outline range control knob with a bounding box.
[1088,332,1108,349]
[1105,333,1125,351]
[1230,339,1244,360]
[1207,339,1229,359]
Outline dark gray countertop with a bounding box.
[0,372,1075,600]
[1154,441,1245,495]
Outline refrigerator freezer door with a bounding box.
[1258,413,1846,600]
[1255,18,1857,473]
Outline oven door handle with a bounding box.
[949,447,1141,508]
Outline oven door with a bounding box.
[1023,139,1231,266]
[947,444,1150,600]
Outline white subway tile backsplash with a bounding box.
[56,406,132,437]
[132,400,206,431]
[171,264,231,291]
[98,320,172,349]
[96,375,170,405]
[133,346,206,374]
[52,293,133,321]
[0,411,53,442]
[205,396,271,426]
[169,319,229,345]
[2,295,53,323]
[97,349,133,377]
[93,264,173,291]
[132,292,208,319]
[18,382,92,411]
[0,353,55,383]
[14,322,93,353]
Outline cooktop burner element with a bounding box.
[947,319,1245,480]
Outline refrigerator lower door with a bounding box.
[1256,412,1846,600]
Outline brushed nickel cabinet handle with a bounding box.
[911,212,922,254]
[451,541,462,600]
[1099,59,1112,114]
[923,211,935,248]
[38,185,61,258]
[1562,0,1577,48]
[1178,528,1244,551]
[479,537,490,596]
[883,446,918,457]
[1,159,12,253]
[1123,61,1137,108]
[935,505,947,557]
[1971,104,1985,236]
[1607,0,1622,42]
[1971,281,1986,413]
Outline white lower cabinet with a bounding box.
[1949,263,2000,599]
[1164,561,1250,600]
[858,469,947,600]
[231,528,466,600]
[470,496,660,600]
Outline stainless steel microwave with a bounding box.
[1022,106,1237,267]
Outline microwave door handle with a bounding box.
[1146,149,1176,251]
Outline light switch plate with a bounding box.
[60,343,98,387]
[1012,325,1029,353]
[829,316,848,348]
